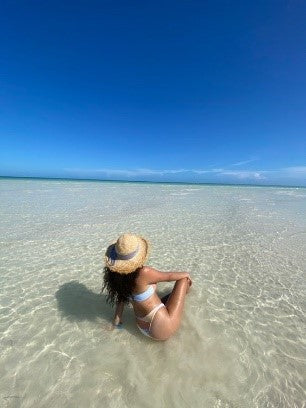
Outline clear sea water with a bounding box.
[0,178,305,408]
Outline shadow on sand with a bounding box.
[55,280,113,322]
[55,280,138,336]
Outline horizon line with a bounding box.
[0,175,305,189]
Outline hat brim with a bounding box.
[104,236,150,274]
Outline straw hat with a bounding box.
[105,233,150,274]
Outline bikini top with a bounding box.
[130,285,154,302]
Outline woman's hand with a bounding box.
[112,322,123,329]
[186,276,192,293]
[182,272,192,285]
[112,315,122,326]
[112,301,124,328]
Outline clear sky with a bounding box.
[1,0,305,186]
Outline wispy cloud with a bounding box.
[218,170,265,180]
[65,167,266,180]
[65,167,188,177]
[231,158,258,167]
[282,166,306,175]
[64,164,306,183]
[191,168,223,174]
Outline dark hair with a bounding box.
[102,267,140,306]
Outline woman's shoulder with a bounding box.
[138,266,163,283]
[140,265,151,273]
[137,265,154,281]
[139,265,157,275]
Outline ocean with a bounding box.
[0,178,305,407]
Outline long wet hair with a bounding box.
[102,267,140,306]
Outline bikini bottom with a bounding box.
[136,303,165,339]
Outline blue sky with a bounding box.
[0,0,305,186]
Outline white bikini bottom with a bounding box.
[136,303,165,339]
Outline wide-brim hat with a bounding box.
[104,233,150,274]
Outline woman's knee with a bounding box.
[174,277,188,288]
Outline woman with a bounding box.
[103,233,192,341]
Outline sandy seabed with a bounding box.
[0,178,305,408]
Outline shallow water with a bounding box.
[0,178,305,408]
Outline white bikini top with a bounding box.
[130,285,154,302]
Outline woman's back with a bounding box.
[130,267,160,318]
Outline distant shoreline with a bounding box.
[0,175,305,189]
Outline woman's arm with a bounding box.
[143,266,191,284]
[113,301,124,326]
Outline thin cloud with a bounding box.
[65,167,225,177]
[231,158,258,167]
[64,164,306,182]
[192,168,223,174]
[219,170,266,180]
[260,166,306,178]
[101,168,188,176]
[65,167,188,177]
[283,166,306,175]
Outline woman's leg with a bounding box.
[165,278,189,320]
[151,278,189,340]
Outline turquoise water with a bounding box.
[0,178,305,407]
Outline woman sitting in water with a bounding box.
[103,233,192,341]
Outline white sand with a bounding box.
[0,179,305,407]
